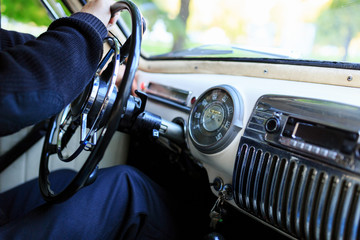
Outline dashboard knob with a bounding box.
[265,117,280,133]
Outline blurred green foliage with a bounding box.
[1,0,51,26]
[133,0,190,51]
[316,0,360,61]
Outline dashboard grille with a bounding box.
[233,139,360,239]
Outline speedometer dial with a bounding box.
[202,104,225,131]
[189,85,243,154]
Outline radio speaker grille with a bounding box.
[233,140,360,239]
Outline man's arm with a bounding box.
[0,30,36,50]
[0,12,108,136]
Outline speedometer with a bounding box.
[188,85,243,154]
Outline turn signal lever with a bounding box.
[133,111,185,145]
[119,91,185,145]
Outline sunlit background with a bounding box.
[138,0,360,61]
[2,0,360,62]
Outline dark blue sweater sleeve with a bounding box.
[0,30,35,48]
[0,12,108,136]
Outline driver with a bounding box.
[0,0,178,239]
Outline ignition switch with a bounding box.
[211,177,233,200]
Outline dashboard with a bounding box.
[2,1,360,239]
[136,64,360,239]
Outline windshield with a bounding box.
[2,0,359,63]
[130,0,360,62]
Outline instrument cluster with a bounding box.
[188,85,243,154]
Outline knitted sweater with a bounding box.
[0,12,108,136]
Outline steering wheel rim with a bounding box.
[39,0,143,203]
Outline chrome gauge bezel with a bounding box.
[188,85,243,154]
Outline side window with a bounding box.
[0,0,68,36]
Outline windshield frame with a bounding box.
[144,54,360,71]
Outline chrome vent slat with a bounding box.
[320,176,338,240]
[346,185,360,240]
[285,162,301,233]
[278,160,296,230]
[307,172,326,240]
[294,166,313,238]
[314,172,330,240]
[303,168,319,240]
[325,177,341,240]
[332,181,350,239]
[245,149,262,212]
[260,154,278,221]
[253,151,270,216]
[268,157,286,226]
[237,145,252,207]
[289,164,307,234]
[337,181,353,240]
[275,158,288,228]
[233,138,360,239]
[233,144,247,207]
[242,147,255,209]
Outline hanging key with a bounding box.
[209,210,222,229]
[209,194,225,229]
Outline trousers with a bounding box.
[0,165,178,239]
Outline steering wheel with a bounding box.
[39,0,144,203]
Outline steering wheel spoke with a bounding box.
[57,105,78,151]
[80,113,88,142]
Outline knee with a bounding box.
[96,165,153,192]
[99,165,146,181]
